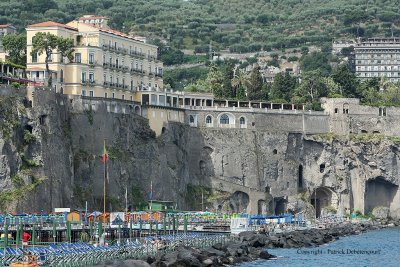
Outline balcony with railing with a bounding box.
[130,68,144,75]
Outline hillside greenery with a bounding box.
[1,0,400,52]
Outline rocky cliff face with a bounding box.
[1,90,399,219]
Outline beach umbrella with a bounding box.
[129,217,133,241]
[149,220,153,234]
[163,216,166,234]
[3,224,8,249]
[32,224,36,245]
[52,220,57,243]
[89,221,93,240]
[97,220,103,237]
[15,224,21,246]
[66,221,71,243]
[184,215,188,233]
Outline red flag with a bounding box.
[102,142,108,162]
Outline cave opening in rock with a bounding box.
[298,165,304,191]
[229,191,249,213]
[25,125,33,133]
[310,187,336,218]
[274,197,287,215]
[364,177,398,214]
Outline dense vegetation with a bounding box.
[2,0,400,52]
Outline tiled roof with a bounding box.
[27,21,78,31]
[91,25,143,42]
[0,24,15,29]
[78,15,108,21]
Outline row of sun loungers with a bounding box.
[0,233,228,266]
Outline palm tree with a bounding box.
[231,68,250,99]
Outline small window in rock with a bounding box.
[373,131,380,134]
[361,130,368,133]
[39,115,47,126]
[334,108,338,114]
[161,127,166,134]
[252,122,255,126]
[273,149,277,154]
[265,186,271,194]
[320,163,325,173]
[287,182,289,188]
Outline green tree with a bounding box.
[270,72,297,101]
[206,64,224,98]
[231,69,249,100]
[31,32,59,87]
[295,70,328,103]
[331,64,359,97]
[31,32,75,87]
[247,64,263,100]
[1,34,27,66]
[300,51,331,76]
[57,37,74,62]
[221,63,234,98]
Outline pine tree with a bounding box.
[247,64,263,100]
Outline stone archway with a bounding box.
[274,197,287,215]
[310,187,338,218]
[229,191,249,213]
[364,177,398,214]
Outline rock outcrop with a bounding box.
[0,89,399,218]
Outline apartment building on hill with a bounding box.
[355,37,400,82]
[26,16,163,102]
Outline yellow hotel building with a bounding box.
[26,16,163,102]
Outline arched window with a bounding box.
[206,115,212,124]
[220,114,229,124]
[189,115,195,123]
[240,117,245,125]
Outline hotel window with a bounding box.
[140,62,143,71]
[109,57,112,64]
[116,77,119,85]
[112,93,115,98]
[89,53,94,64]
[110,76,113,84]
[75,53,81,63]
[82,90,86,96]
[122,78,125,87]
[103,74,106,82]
[89,91,94,97]
[135,61,138,69]
[89,72,94,82]
[131,80,133,90]
[129,46,132,54]
[105,92,108,98]
[122,95,125,100]
[81,72,87,82]
[114,41,117,49]
[32,52,38,63]
[130,96,133,101]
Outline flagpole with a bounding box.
[103,139,106,223]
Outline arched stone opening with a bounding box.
[257,200,267,215]
[205,114,213,127]
[199,160,206,175]
[364,177,398,214]
[161,127,167,134]
[217,113,235,128]
[310,187,337,218]
[134,106,141,115]
[274,197,287,215]
[229,191,249,213]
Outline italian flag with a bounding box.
[102,141,108,162]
